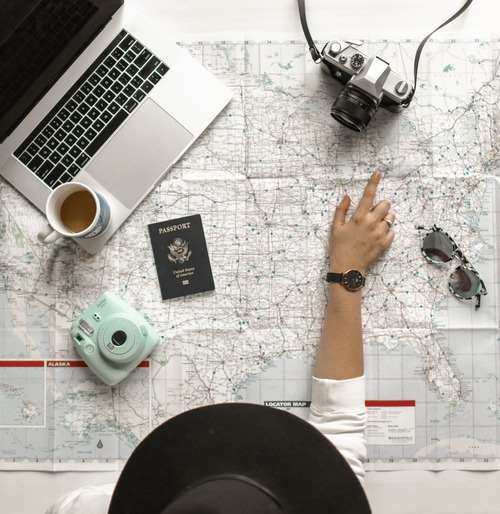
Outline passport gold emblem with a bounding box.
[168,238,192,264]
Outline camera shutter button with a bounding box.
[84,343,96,355]
[140,325,148,337]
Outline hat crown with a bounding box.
[162,476,283,514]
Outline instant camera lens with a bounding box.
[422,232,454,264]
[111,330,127,346]
[330,84,380,132]
[449,266,481,299]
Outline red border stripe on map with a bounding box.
[47,360,87,367]
[0,360,150,368]
[365,400,415,407]
[0,360,44,367]
[45,360,150,368]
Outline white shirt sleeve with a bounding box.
[45,483,115,514]
[308,375,367,484]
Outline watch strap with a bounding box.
[326,272,343,283]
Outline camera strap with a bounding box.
[297,0,323,63]
[297,0,474,106]
[403,0,473,106]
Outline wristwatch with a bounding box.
[326,270,366,291]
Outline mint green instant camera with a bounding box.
[71,292,159,386]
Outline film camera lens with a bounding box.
[111,330,127,346]
[330,55,392,132]
[330,84,380,132]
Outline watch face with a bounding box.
[342,270,364,291]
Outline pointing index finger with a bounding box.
[355,171,382,216]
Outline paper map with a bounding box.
[1,39,499,470]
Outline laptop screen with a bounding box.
[0,0,123,143]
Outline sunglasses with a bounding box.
[417,225,487,309]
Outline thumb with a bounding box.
[333,195,351,227]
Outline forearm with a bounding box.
[314,283,363,380]
[314,171,392,380]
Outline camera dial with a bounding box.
[328,41,342,56]
[97,315,145,363]
[350,53,365,70]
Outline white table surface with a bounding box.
[2,1,500,513]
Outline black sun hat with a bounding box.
[109,403,371,514]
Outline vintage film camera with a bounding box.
[297,0,473,132]
[71,292,159,385]
[322,41,411,132]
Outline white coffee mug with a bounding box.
[37,182,111,244]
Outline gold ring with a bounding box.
[383,217,393,228]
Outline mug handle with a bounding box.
[37,225,62,244]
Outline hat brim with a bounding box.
[109,403,370,514]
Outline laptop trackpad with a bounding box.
[86,98,193,209]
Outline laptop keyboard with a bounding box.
[13,30,169,189]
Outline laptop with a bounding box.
[0,0,232,254]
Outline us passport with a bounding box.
[148,215,215,300]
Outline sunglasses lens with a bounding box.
[422,232,454,263]
[449,266,481,299]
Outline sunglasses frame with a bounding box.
[417,225,487,309]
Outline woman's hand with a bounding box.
[329,171,395,274]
